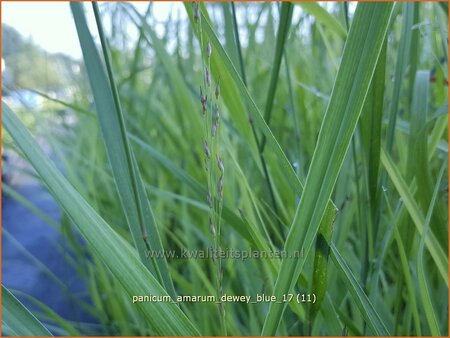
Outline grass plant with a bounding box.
[2,2,448,336]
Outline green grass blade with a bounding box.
[407,3,420,115]
[231,2,248,84]
[320,294,343,334]
[231,2,286,230]
[261,2,294,132]
[357,40,387,288]
[262,3,394,334]
[2,284,53,336]
[360,40,387,230]
[2,184,61,230]
[385,3,414,154]
[255,4,294,222]
[71,2,175,298]
[309,208,336,322]
[221,3,240,74]
[3,229,69,292]
[283,51,303,180]
[407,71,430,181]
[380,148,448,285]
[127,3,152,92]
[329,245,390,335]
[10,289,82,336]
[428,109,448,160]
[416,163,446,336]
[382,190,422,335]
[407,70,446,244]
[295,2,347,39]
[2,102,200,335]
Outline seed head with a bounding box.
[206,41,212,58]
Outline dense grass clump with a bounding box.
[2,2,448,336]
